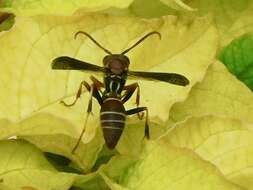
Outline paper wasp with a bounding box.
[52,31,189,153]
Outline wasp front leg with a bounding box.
[61,80,90,107]
[126,107,150,139]
[122,83,144,119]
[61,76,104,107]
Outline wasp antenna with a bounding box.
[74,31,113,55]
[121,31,161,55]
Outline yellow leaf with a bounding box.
[0,0,134,16]
[0,140,77,190]
[0,14,218,128]
[101,141,243,190]
[169,60,253,124]
[163,116,253,189]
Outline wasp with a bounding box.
[52,31,189,153]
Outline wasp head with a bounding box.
[103,54,130,75]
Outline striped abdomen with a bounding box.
[100,98,126,149]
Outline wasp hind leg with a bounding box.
[71,80,103,154]
[122,83,144,120]
[126,107,149,139]
[71,85,94,154]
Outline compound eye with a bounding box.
[125,56,130,65]
[103,55,111,66]
[121,55,130,67]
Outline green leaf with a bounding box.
[0,0,134,16]
[91,145,118,172]
[100,141,243,190]
[74,176,110,190]
[0,12,14,32]
[0,140,77,190]
[169,60,253,125]
[219,33,253,90]
[100,155,137,182]
[160,0,196,11]
[186,0,253,47]
[129,0,195,19]
[44,152,82,173]
[129,0,176,18]
[163,116,253,189]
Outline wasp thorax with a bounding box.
[103,54,130,75]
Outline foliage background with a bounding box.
[1,0,253,189]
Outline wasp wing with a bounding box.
[128,71,189,86]
[52,56,104,73]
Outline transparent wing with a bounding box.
[52,56,104,73]
[128,71,189,86]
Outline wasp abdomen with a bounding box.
[100,98,126,149]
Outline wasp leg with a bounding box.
[71,82,103,154]
[90,75,105,95]
[61,76,104,107]
[90,75,104,88]
[122,83,144,119]
[71,84,97,154]
[61,80,91,107]
[126,107,149,139]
